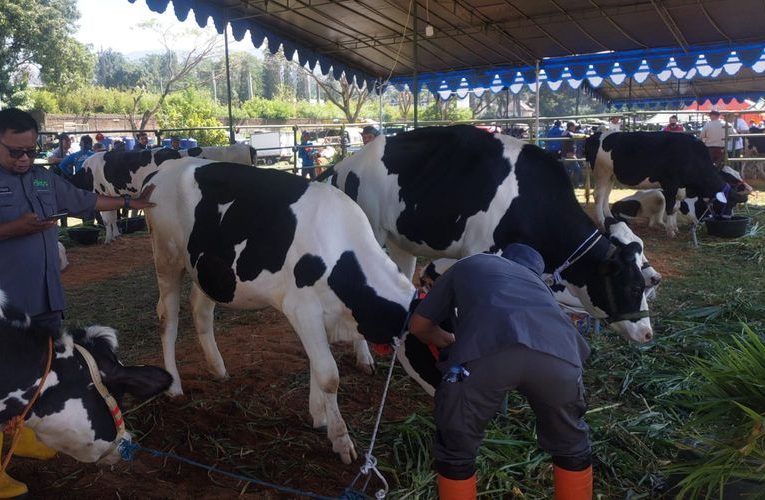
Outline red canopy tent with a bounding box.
[684,99,765,125]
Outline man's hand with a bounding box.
[131,184,156,210]
[0,213,57,240]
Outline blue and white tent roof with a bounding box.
[129,0,765,104]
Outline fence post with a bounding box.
[340,124,347,159]
[292,125,299,175]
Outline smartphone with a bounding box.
[44,211,69,221]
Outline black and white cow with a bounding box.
[584,131,749,237]
[186,142,256,165]
[331,125,653,343]
[612,166,753,228]
[71,148,183,243]
[0,290,171,464]
[143,157,425,464]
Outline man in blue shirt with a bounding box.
[298,131,318,179]
[0,108,155,497]
[545,120,564,156]
[409,244,592,500]
[58,135,95,178]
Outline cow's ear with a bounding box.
[622,242,642,263]
[106,365,173,400]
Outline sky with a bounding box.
[75,0,262,56]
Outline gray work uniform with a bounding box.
[414,253,592,479]
[0,165,96,327]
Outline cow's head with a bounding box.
[604,217,662,290]
[0,295,171,464]
[568,240,653,343]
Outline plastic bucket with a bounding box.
[705,216,750,238]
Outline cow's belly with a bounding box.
[382,175,519,258]
[623,178,660,190]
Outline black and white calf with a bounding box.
[71,148,183,243]
[143,158,423,464]
[584,131,749,237]
[0,290,171,464]
[612,166,753,228]
[332,125,653,343]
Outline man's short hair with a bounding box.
[0,108,39,135]
[136,131,148,138]
[361,125,380,136]
[710,110,721,116]
[669,115,678,120]
[500,243,545,276]
[553,120,562,127]
[80,135,93,149]
[57,132,70,141]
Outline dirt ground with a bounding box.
[7,182,762,499]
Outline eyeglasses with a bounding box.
[0,141,39,159]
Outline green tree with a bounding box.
[262,49,284,100]
[96,49,141,89]
[0,0,94,104]
[420,97,473,122]
[125,21,220,133]
[157,88,227,146]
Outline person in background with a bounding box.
[133,131,149,151]
[112,140,125,152]
[169,137,181,150]
[361,125,380,145]
[700,110,725,168]
[298,131,318,180]
[663,115,684,132]
[58,135,94,178]
[93,142,106,153]
[409,244,592,500]
[0,108,155,497]
[725,112,749,165]
[47,133,72,166]
[561,122,584,188]
[545,120,564,157]
[604,115,621,132]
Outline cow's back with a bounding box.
[334,125,522,257]
[147,158,413,337]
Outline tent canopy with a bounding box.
[131,0,765,103]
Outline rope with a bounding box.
[551,229,602,285]
[118,440,338,499]
[1,337,53,474]
[348,289,419,499]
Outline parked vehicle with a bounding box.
[250,131,295,165]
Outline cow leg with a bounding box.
[154,257,186,396]
[190,283,228,380]
[593,178,614,228]
[353,339,375,375]
[385,240,417,280]
[663,187,680,238]
[283,303,357,464]
[101,210,120,244]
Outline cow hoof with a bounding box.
[356,361,375,375]
[334,437,357,464]
[166,384,184,397]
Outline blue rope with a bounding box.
[119,440,364,499]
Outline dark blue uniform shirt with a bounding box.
[415,253,590,369]
[0,165,97,315]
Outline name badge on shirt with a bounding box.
[33,179,50,190]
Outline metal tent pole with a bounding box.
[412,0,419,128]
[224,27,236,144]
[534,59,540,145]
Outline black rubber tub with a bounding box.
[68,226,100,245]
[117,216,147,234]
[705,216,750,238]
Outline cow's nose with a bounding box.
[643,330,653,342]
[651,274,662,286]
